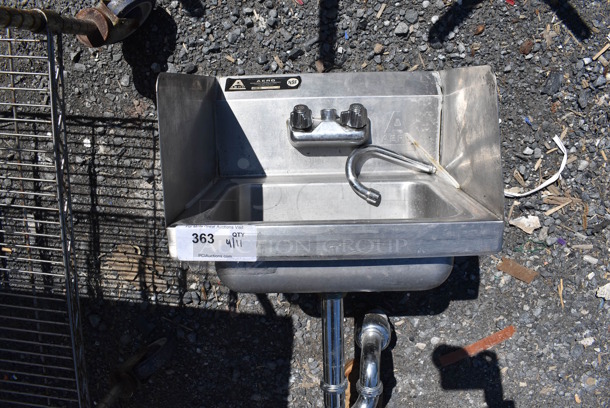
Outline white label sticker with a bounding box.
[175,225,257,262]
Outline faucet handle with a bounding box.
[340,103,368,129]
[290,104,313,130]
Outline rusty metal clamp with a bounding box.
[0,0,153,47]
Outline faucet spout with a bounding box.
[345,145,436,206]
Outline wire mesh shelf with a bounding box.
[0,27,89,408]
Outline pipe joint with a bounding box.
[356,380,384,398]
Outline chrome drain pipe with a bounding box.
[321,293,347,408]
[353,312,391,408]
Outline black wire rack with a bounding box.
[0,27,89,408]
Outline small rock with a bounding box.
[583,255,598,265]
[140,169,154,183]
[287,48,304,60]
[227,29,241,44]
[541,71,563,95]
[578,337,594,347]
[70,50,82,62]
[304,36,320,48]
[422,0,430,8]
[578,160,589,171]
[119,74,130,87]
[73,63,86,72]
[430,336,441,345]
[257,54,269,65]
[546,236,558,246]
[593,75,606,88]
[405,10,418,24]
[570,344,584,358]
[243,7,254,15]
[523,147,534,155]
[539,226,549,241]
[582,375,598,391]
[280,28,292,41]
[394,22,410,36]
[533,148,542,158]
[267,17,278,27]
[578,91,588,109]
[519,39,534,55]
[185,64,197,74]
[373,43,384,54]
[504,65,512,73]
[268,9,278,18]
[415,342,427,350]
[582,57,592,65]
[431,15,439,24]
[596,283,610,300]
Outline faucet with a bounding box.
[288,104,370,147]
[345,145,436,206]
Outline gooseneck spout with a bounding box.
[345,145,436,206]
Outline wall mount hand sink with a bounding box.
[157,67,504,293]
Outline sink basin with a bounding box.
[157,67,504,292]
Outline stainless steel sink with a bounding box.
[157,67,504,293]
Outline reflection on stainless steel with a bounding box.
[345,145,436,207]
[353,312,391,408]
[158,68,504,292]
[289,104,313,130]
[321,294,346,408]
[288,103,370,147]
[339,103,368,129]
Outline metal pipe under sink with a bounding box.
[321,294,347,408]
[353,312,391,408]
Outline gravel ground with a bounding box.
[17,0,610,406]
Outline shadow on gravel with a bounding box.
[83,298,293,407]
[432,347,515,408]
[290,257,479,406]
[66,115,172,301]
[319,0,340,71]
[178,0,205,17]
[428,0,591,45]
[122,7,177,100]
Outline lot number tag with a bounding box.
[175,225,257,262]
